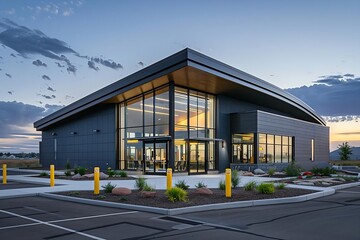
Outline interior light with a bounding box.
[127,139,139,143]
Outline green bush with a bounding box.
[175,180,190,190]
[195,181,207,188]
[107,167,115,177]
[244,181,257,191]
[219,180,226,190]
[74,166,87,176]
[268,168,276,176]
[142,183,155,192]
[311,167,336,176]
[39,172,48,177]
[64,170,72,176]
[135,177,147,190]
[97,195,106,200]
[101,182,117,193]
[115,170,128,177]
[231,170,240,188]
[276,182,286,189]
[284,161,302,176]
[257,182,275,194]
[73,167,79,175]
[65,160,71,170]
[165,187,188,202]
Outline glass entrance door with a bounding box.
[189,142,206,174]
[144,141,167,174]
[233,143,254,163]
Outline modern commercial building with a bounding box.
[34,48,329,174]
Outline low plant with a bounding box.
[231,170,240,188]
[65,160,71,170]
[268,168,276,177]
[135,177,147,190]
[64,170,72,176]
[69,191,79,196]
[142,183,155,192]
[195,181,207,188]
[74,166,87,176]
[115,170,128,177]
[284,161,302,176]
[219,180,226,190]
[256,182,275,194]
[311,167,336,176]
[165,187,188,202]
[107,167,115,177]
[175,180,190,190]
[97,195,106,199]
[39,172,48,177]
[101,182,116,193]
[276,182,286,189]
[244,181,257,191]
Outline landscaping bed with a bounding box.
[55,187,316,209]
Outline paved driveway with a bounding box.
[0,186,359,239]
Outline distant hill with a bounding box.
[330,147,360,160]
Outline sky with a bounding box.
[0,0,359,153]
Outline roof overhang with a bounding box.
[34,48,325,131]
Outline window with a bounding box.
[232,133,254,164]
[311,139,314,161]
[258,133,293,163]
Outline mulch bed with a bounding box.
[55,188,316,209]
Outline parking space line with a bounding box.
[0,210,138,231]
[0,209,106,240]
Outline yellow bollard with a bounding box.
[50,165,55,187]
[225,168,231,198]
[2,164,7,185]
[166,168,172,190]
[94,167,100,195]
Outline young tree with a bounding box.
[338,142,352,160]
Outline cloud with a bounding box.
[7,91,13,95]
[5,73,11,78]
[55,62,65,68]
[47,86,56,92]
[87,61,99,71]
[286,74,360,116]
[32,59,47,67]
[65,95,74,99]
[0,19,78,73]
[38,94,56,99]
[42,75,51,81]
[91,57,123,70]
[138,61,145,67]
[322,115,360,123]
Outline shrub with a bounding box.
[97,195,106,199]
[268,168,276,177]
[39,172,48,177]
[102,182,116,193]
[195,181,207,188]
[65,160,71,170]
[115,170,128,177]
[165,187,188,202]
[69,191,79,196]
[135,177,147,190]
[219,180,226,190]
[74,166,87,176]
[175,180,190,190]
[311,167,336,176]
[231,170,240,188]
[284,161,302,176]
[64,170,72,176]
[107,167,115,177]
[142,183,155,192]
[276,182,286,189]
[244,181,257,191]
[257,182,275,194]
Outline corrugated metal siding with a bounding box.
[40,104,116,170]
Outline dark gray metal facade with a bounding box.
[40,104,116,169]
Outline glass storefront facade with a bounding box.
[119,84,216,174]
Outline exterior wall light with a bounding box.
[70,131,77,135]
[51,132,57,136]
[222,140,225,149]
[93,129,100,133]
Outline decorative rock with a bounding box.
[195,187,213,195]
[112,187,132,196]
[242,172,254,176]
[99,172,109,179]
[336,178,346,182]
[83,173,94,178]
[320,182,331,186]
[254,168,266,175]
[71,173,83,180]
[140,191,156,198]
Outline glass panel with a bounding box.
[197,142,205,173]
[208,141,215,170]
[126,97,143,127]
[206,95,215,129]
[267,144,274,163]
[267,135,274,144]
[259,143,266,163]
[275,135,282,144]
[275,145,282,163]
[189,143,197,173]
[144,92,154,126]
[155,88,169,126]
[174,140,187,172]
[144,143,154,173]
[175,87,188,126]
[155,142,167,173]
[120,103,125,128]
[189,91,198,127]
[233,144,241,163]
[189,126,197,138]
[259,133,266,143]
[175,125,188,139]
[289,143,293,161]
[144,126,153,137]
[155,125,168,136]
[197,128,206,138]
[126,142,142,171]
[282,136,289,146]
[197,92,206,128]
[282,145,289,162]
[126,127,143,138]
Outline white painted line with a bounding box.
[337,190,360,194]
[0,210,138,231]
[0,209,106,240]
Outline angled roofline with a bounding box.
[34,48,325,130]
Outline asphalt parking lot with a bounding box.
[0,181,47,190]
[0,186,359,239]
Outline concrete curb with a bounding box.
[39,188,335,216]
[331,181,360,191]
